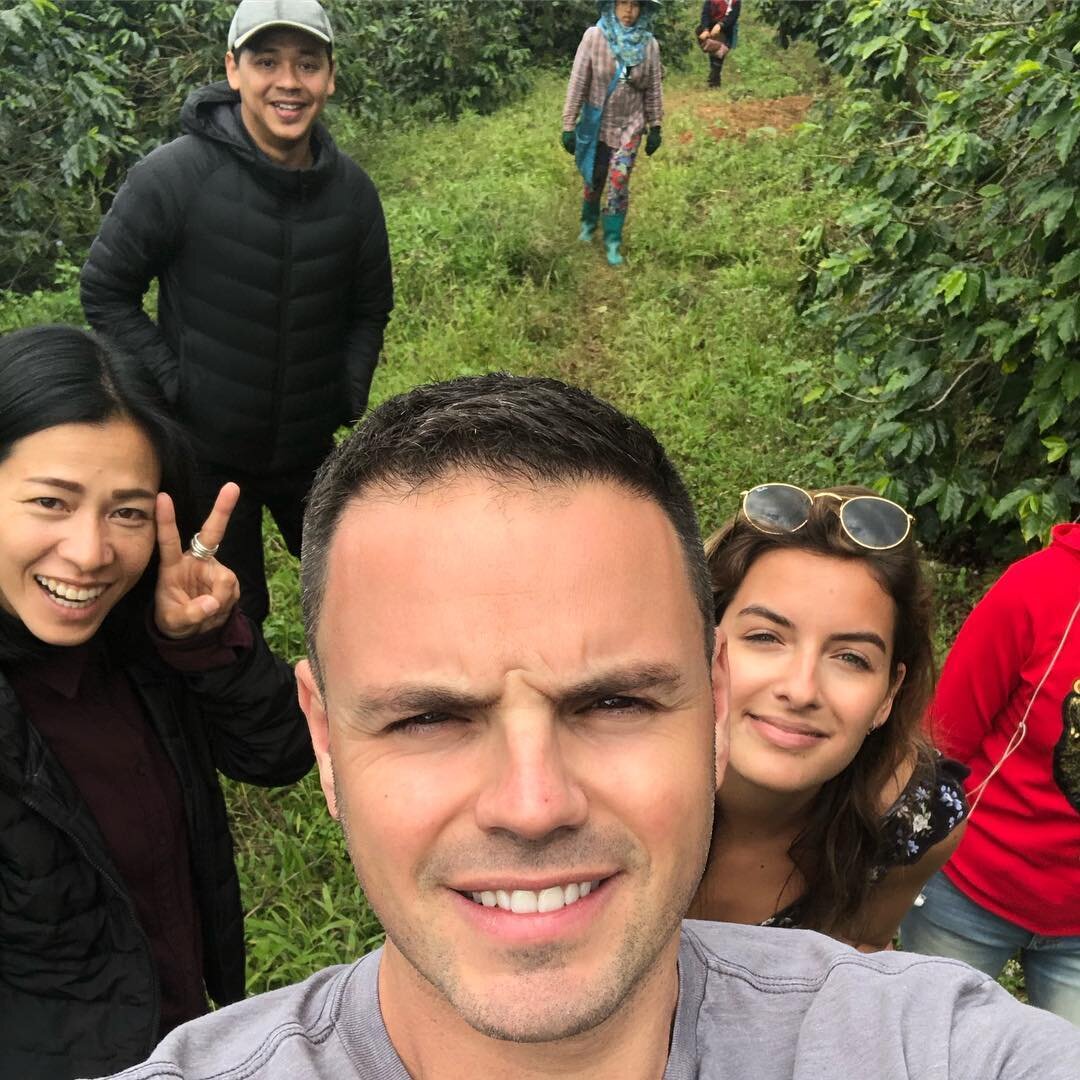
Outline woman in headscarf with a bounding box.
[561,0,664,266]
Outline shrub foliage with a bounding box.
[1,0,689,291]
[760,0,1080,551]
[2,0,229,288]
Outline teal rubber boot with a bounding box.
[578,199,600,242]
[602,211,626,266]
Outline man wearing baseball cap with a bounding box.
[81,0,394,629]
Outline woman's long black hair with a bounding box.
[0,324,193,656]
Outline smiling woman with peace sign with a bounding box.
[0,325,314,1080]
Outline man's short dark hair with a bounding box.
[300,373,715,687]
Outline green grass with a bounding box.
[342,15,835,544]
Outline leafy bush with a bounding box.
[522,0,692,68]
[0,0,690,291]
[761,0,1080,552]
[358,1,531,122]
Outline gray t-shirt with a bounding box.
[94,920,1080,1079]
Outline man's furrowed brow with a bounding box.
[344,685,500,721]
[339,664,687,721]
[561,663,686,704]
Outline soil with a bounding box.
[670,93,814,144]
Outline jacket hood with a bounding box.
[0,608,62,665]
[1051,522,1080,557]
[0,592,155,668]
[179,81,338,191]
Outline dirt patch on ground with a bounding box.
[669,92,814,144]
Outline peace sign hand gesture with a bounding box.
[154,482,242,640]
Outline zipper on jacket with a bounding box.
[21,789,162,1056]
[270,201,295,459]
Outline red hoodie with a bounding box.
[932,523,1080,935]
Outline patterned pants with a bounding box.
[584,132,642,216]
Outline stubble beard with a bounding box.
[332,758,715,1045]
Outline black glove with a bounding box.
[645,126,662,156]
[561,130,576,155]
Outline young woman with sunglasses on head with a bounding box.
[0,325,313,1080]
[687,483,969,950]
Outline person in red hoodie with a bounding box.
[697,0,740,89]
[901,523,1080,1024]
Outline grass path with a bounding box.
[342,16,836,549]
[239,16,856,994]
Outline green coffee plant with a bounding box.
[360,1,531,122]
[762,0,1080,551]
[0,0,611,290]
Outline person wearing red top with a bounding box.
[901,523,1080,1024]
[697,0,740,89]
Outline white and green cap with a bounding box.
[228,0,333,51]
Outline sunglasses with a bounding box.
[741,483,914,551]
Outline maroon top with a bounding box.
[9,608,253,1038]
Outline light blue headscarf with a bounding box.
[597,1,657,69]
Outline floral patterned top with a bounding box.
[761,754,970,929]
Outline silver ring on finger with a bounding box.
[189,532,220,561]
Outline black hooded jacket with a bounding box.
[0,609,314,1080]
[81,82,394,474]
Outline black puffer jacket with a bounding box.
[0,618,314,1080]
[81,82,394,474]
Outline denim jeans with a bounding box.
[901,871,1080,1025]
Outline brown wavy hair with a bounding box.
[706,485,936,937]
